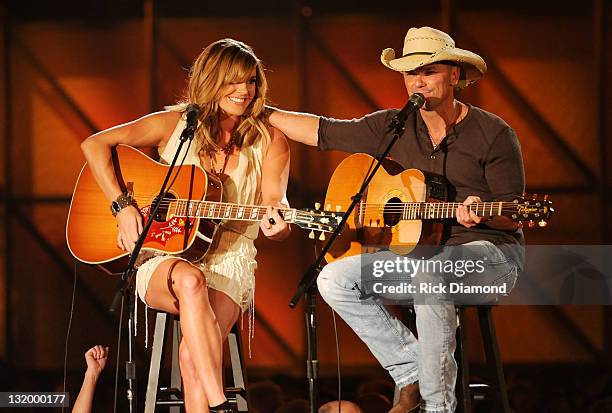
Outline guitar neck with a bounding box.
[362,201,512,220]
[170,199,297,223]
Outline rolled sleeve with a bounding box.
[317,110,395,154]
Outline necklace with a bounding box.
[429,102,463,150]
[205,135,236,177]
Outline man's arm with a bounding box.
[457,126,525,231]
[483,127,525,231]
[267,108,320,146]
[73,345,109,413]
[268,107,394,156]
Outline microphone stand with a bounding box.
[289,98,422,413]
[108,113,198,413]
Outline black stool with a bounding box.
[144,312,249,412]
[394,305,510,413]
[455,306,510,413]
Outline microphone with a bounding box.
[186,103,200,128]
[392,93,425,128]
[181,103,201,141]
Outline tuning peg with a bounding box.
[326,203,331,211]
[544,194,549,201]
[336,205,342,212]
[319,232,326,241]
[315,202,321,210]
[532,193,538,200]
[528,220,535,228]
[309,230,315,239]
[538,219,548,228]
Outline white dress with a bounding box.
[135,115,264,312]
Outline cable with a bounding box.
[312,241,342,413]
[62,262,78,413]
[331,308,342,413]
[112,295,125,413]
[164,138,193,194]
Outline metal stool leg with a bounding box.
[227,323,249,412]
[456,307,472,413]
[478,306,510,413]
[169,316,182,413]
[145,312,167,413]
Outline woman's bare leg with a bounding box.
[178,339,206,411]
[177,288,241,411]
[208,289,241,339]
[144,259,226,409]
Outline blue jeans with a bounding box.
[316,241,519,413]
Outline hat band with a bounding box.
[401,51,435,58]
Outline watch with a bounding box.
[110,193,133,217]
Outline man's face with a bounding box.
[402,63,459,110]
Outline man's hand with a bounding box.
[456,196,487,228]
[84,345,109,379]
[260,203,291,241]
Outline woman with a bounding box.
[80,39,290,413]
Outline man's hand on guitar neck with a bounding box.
[116,205,143,253]
[457,195,519,231]
[456,196,487,228]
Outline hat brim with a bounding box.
[381,47,487,88]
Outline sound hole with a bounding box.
[150,193,176,222]
[383,197,402,227]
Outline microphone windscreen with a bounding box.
[185,103,201,124]
[410,93,425,108]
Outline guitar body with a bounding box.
[66,144,221,266]
[324,153,445,263]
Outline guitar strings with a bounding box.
[124,197,335,219]
[124,197,537,218]
[126,195,533,208]
[126,196,533,213]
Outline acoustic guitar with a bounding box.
[322,153,553,263]
[66,144,341,267]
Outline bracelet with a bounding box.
[110,193,133,217]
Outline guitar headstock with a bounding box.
[293,203,344,240]
[510,194,554,228]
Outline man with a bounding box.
[319,400,364,413]
[268,27,524,413]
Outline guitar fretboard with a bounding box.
[169,199,297,223]
[358,201,506,220]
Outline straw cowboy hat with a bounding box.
[381,26,487,88]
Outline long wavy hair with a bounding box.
[168,38,271,152]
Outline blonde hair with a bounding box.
[168,38,271,152]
